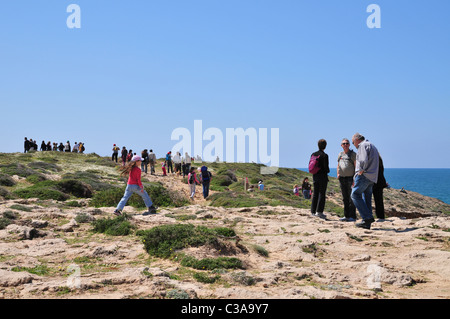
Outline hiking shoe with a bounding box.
[143,205,157,216]
[339,217,348,222]
[113,209,122,216]
[347,217,356,222]
[356,218,375,230]
[315,212,327,219]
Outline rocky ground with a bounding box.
[1,192,449,299]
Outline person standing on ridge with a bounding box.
[112,144,120,163]
[351,133,380,230]
[148,149,156,175]
[337,138,357,222]
[310,139,330,219]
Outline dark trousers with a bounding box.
[202,180,210,199]
[112,152,118,163]
[339,176,356,219]
[311,176,328,215]
[167,160,173,173]
[372,184,385,219]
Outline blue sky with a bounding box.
[0,0,449,168]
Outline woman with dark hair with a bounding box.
[310,139,330,219]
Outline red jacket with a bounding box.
[128,166,143,188]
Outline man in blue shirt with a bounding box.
[351,133,379,229]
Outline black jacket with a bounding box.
[311,150,330,181]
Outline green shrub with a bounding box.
[28,161,62,173]
[194,272,221,283]
[137,224,236,258]
[0,217,12,230]
[9,204,33,212]
[14,186,70,201]
[91,214,135,236]
[25,174,47,184]
[0,173,16,186]
[180,256,243,270]
[0,163,35,177]
[57,179,93,198]
[208,192,269,208]
[0,186,14,200]
[3,210,19,220]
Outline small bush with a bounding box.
[57,179,93,198]
[0,163,36,177]
[193,272,221,284]
[25,174,47,184]
[0,217,12,230]
[0,186,14,200]
[9,204,33,212]
[0,173,16,186]
[138,224,236,258]
[28,161,62,173]
[3,210,19,220]
[180,256,243,270]
[14,186,70,201]
[91,214,135,236]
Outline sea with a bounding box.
[297,168,450,205]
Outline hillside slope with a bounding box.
[0,152,449,299]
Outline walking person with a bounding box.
[112,144,120,163]
[372,156,387,220]
[310,139,330,219]
[200,165,212,199]
[184,152,191,177]
[148,149,156,175]
[173,152,182,176]
[113,155,157,216]
[165,151,173,174]
[337,138,357,222]
[24,138,30,153]
[141,149,149,174]
[188,167,200,200]
[121,147,128,166]
[351,133,380,230]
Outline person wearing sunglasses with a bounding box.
[337,138,357,222]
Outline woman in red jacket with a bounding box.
[114,155,157,216]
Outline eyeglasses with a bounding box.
[342,143,350,145]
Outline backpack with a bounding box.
[200,166,210,182]
[308,154,321,175]
[189,173,195,184]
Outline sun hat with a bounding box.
[131,155,143,162]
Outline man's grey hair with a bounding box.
[352,133,365,142]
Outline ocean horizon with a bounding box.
[297,168,450,205]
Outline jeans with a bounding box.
[303,189,311,199]
[351,174,374,221]
[116,184,153,211]
[339,176,356,219]
[141,162,148,174]
[189,184,196,199]
[202,180,210,199]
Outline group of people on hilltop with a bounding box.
[308,133,387,230]
[24,138,85,153]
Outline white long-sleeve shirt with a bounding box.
[355,140,379,183]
